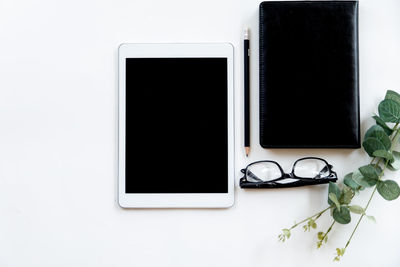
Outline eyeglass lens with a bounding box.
[293,158,330,178]
[246,162,282,182]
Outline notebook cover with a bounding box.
[259,1,360,148]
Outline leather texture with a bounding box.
[259,1,360,148]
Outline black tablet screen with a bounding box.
[125,58,228,193]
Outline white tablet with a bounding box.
[118,43,234,208]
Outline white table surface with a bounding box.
[0,0,399,266]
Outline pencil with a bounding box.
[244,28,250,157]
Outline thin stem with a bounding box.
[370,157,376,164]
[317,220,336,248]
[314,210,324,220]
[345,187,377,248]
[344,124,400,250]
[322,220,335,241]
[391,128,400,148]
[290,206,331,230]
[392,122,400,140]
[374,158,381,168]
[365,186,379,208]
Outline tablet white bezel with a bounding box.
[118,43,234,208]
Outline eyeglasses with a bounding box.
[239,157,337,188]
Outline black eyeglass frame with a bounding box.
[239,157,338,188]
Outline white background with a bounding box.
[0,0,399,266]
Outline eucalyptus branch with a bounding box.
[279,90,400,261]
[290,206,331,230]
[342,167,384,253]
[278,206,331,242]
[340,122,400,256]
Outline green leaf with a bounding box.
[373,132,391,151]
[387,164,397,171]
[364,125,382,139]
[349,205,365,214]
[374,164,383,176]
[373,150,394,162]
[362,137,387,157]
[339,186,354,205]
[353,166,379,188]
[385,90,400,105]
[282,229,291,238]
[364,125,391,150]
[388,151,400,170]
[344,172,364,191]
[328,182,341,206]
[364,125,392,153]
[355,165,379,187]
[352,169,364,186]
[373,115,394,136]
[336,248,346,256]
[366,215,376,223]
[359,164,380,179]
[279,228,291,242]
[378,99,400,123]
[317,232,324,241]
[329,193,341,211]
[377,180,400,201]
[333,206,351,224]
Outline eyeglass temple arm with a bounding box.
[242,169,288,183]
[247,170,265,183]
[241,169,264,183]
[240,177,337,188]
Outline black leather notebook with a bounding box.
[259,1,360,148]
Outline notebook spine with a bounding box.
[354,1,360,147]
[259,4,266,146]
